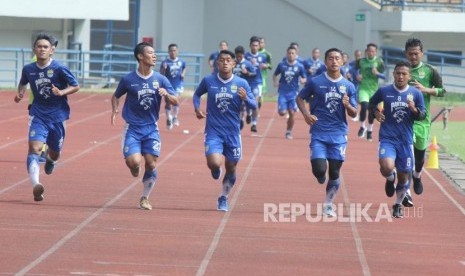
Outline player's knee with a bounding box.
[311,159,326,178]
[328,160,342,180]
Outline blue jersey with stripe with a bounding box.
[369,84,425,144]
[274,60,306,94]
[160,57,186,90]
[20,59,79,122]
[114,71,175,126]
[193,74,257,135]
[299,73,357,135]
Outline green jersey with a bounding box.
[357,56,385,95]
[410,62,446,125]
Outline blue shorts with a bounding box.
[28,116,66,152]
[378,140,414,173]
[310,133,347,161]
[122,123,161,158]
[251,85,261,98]
[278,92,297,113]
[204,131,242,162]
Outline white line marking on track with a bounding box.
[424,169,465,216]
[340,177,371,276]
[15,126,202,275]
[196,113,276,276]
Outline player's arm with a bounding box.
[240,85,257,110]
[343,89,357,118]
[369,89,384,122]
[431,68,446,97]
[110,93,120,126]
[14,83,27,103]
[193,78,207,119]
[409,91,426,121]
[181,62,187,80]
[297,84,318,126]
[51,84,80,97]
[159,87,178,105]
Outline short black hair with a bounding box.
[394,60,411,71]
[405,37,423,52]
[134,41,153,61]
[234,45,245,55]
[366,43,378,50]
[33,33,57,48]
[324,48,343,60]
[168,43,178,50]
[219,49,235,59]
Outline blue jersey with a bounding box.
[348,60,360,89]
[114,71,175,126]
[160,57,186,91]
[274,60,306,94]
[244,52,265,87]
[233,58,256,84]
[20,59,78,122]
[369,84,425,144]
[209,50,220,74]
[303,58,324,80]
[193,74,257,135]
[299,73,357,135]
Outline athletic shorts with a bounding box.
[278,92,298,113]
[358,88,375,103]
[378,140,414,173]
[204,131,242,162]
[28,115,66,152]
[310,133,347,161]
[413,122,430,150]
[122,123,161,158]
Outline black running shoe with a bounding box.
[33,183,44,202]
[402,193,414,207]
[240,120,244,130]
[413,176,423,195]
[358,127,366,138]
[251,125,257,132]
[44,159,55,175]
[385,171,396,197]
[392,204,403,218]
[246,114,251,124]
[366,131,373,142]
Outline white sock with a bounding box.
[325,186,338,205]
[395,182,408,205]
[28,159,40,186]
[361,122,366,129]
[142,179,156,198]
[165,109,171,120]
[172,105,179,118]
[367,124,374,131]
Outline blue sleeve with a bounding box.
[162,76,175,95]
[59,66,79,88]
[298,81,312,100]
[368,89,382,112]
[193,78,207,110]
[273,63,281,76]
[19,66,29,85]
[114,76,127,98]
[243,82,257,110]
[348,84,358,108]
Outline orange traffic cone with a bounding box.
[426,136,439,169]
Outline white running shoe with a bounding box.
[139,196,152,210]
[323,204,336,217]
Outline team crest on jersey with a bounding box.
[339,85,347,94]
[30,130,35,137]
[380,148,385,155]
[407,93,414,102]
[152,81,159,89]
[47,69,54,78]
[231,84,238,93]
[418,69,426,79]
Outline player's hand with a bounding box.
[14,93,23,103]
[195,109,206,119]
[238,87,247,100]
[304,113,318,126]
[407,99,416,112]
[374,109,385,123]
[111,111,118,126]
[342,94,350,107]
[158,88,168,97]
[51,84,63,96]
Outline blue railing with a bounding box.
[381,46,465,91]
[0,48,204,89]
[368,0,465,12]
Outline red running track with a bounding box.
[1,91,464,275]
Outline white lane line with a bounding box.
[424,169,465,216]
[15,127,202,276]
[196,113,276,276]
[340,176,371,276]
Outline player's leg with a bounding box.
[165,97,173,130]
[43,121,66,176]
[250,86,261,132]
[172,89,182,126]
[379,141,397,198]
[122,124,143,177]
[216,134,242,212]
[412,124,428,195]
[285,96,297,139]
[26,117,48,201]
[310,137,328,184]
[205,132,224,180]
[392,144,414,218]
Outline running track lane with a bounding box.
[0,91,464,275]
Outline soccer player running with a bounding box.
[14,33,80,202]
[273,46,306,139]
[233,45,256,130]
[111,42,178,210]
[356,43,385,141]
[297,48,358,218]
[160,43,186,130]
[245,37,267,132]
[402,38,446,207]
[208,40,229,74]
[369,61,426,218]
[193,50,257,212]
[258,37,272,103]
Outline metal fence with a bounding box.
[369,0,465,12]
[0,48,204,90]
[381,46,465,92]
